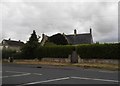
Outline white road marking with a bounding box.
[98,71,115,73]
[71,76,119,83]
[32,73,42,76]
[2,70,119,85]
[17,77,70,86]
[1,70,43,78]
[6,71,28,74]
[5,71,42,76]
[0,73,31,78]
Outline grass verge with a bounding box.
[2,59,119,71]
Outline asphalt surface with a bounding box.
[1,63,119,86]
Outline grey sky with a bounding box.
[1,0,118,43]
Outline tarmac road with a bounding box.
[1,63,119,86]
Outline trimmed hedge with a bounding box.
[36,43,119,59]
[2,43,119,59]
[77,43,119,59]
[36,45,74,59]
[2,49,16,59]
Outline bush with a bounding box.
[2,48,16,59]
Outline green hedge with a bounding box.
[0,49,2,58]
[2,49,16,59]
[2,43,119,59]
[36,44,119,59]
[77,43,119,59]
[36,45,74,59]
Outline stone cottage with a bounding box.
[41,28,93,46]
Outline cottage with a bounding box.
[64,29,93,45]
[41,28,93,46]
[2,38,24,52]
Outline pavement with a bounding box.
[1,63,120,86]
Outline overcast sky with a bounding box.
[0,0,119,43]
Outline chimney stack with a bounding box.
[90,28,92,34]
[74,29,77,35]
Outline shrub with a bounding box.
[2,48,16,59]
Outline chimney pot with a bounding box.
[90,28,92,34]
[74,29,77,35]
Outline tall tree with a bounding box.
[21,30,39,59]
[28,30,38,44]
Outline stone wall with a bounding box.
[78,58,119,64]
[41,58,70,63]
[41,58,119,64]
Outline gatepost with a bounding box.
[70,46,78,63]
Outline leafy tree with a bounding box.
[48,33,68,45]
[21,30,40,59]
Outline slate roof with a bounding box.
[2,39,24,46]
[65,33,93,45]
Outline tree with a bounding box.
[28,30,39,44]
[49,33,68,45]
[21,30,40,59]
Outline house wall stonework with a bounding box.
[1,39,24,52]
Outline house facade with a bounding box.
[2,39,24,52]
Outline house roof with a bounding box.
[2,39,24,46]
[41,29,94,45]
[65,33,93,44]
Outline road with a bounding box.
[1,63,119,86]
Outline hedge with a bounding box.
[77,43,119,59]
[36,43,119,59]
[36,45,74,59]
[2,48,16,59]
[0,49,2,59]
[2,43,119,59]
